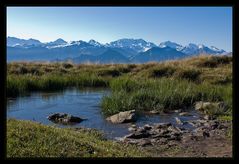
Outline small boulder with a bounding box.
[47,113,84,124]
[174,109,182,113]
[106,110,137,124]
[175,117,184,125]
[149,110,160,114]
[179,112,192,116]
[143,124,152,130]
[128,127,137,132]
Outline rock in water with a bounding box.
[47,113,84,124]
[179,112,192,116]
[106,110,137,124]
[149,110,160,114]
[175,117,184,125]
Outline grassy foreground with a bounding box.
[7,119,146,158]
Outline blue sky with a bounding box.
[7,7,232,51]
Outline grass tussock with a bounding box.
[195,55,232,68]
[7,119,145,157]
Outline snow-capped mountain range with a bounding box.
[7,36,228,63]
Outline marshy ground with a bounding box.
[6,55,233,158]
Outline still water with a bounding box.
[7,88,201,139]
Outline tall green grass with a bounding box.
[7,74,108,97]
[101,77,231,116]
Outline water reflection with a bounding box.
[7,88,202,139]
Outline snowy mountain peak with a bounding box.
[159,41,183,51]
[187,43,198,49]
[109,38,156,52]
[45,38,67,47]
[88,39,102,47]
[210,46,225,53]
[53,38,67,44]
[7,36,42,47]
[181,43,226,55]
[70,40,84,45]
[198,44,206,49]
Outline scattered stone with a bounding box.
[168,126,182,134]
[209,121,219,130]
[154,122,172,129]
[174,109,182,113]
[128,127,137,132]
[136,127,147,133]
[106,110,137,124]
[187,121,197,127]
[175,117,184,125]
[179,112,192,116]
[149,110,160,114]
[143,124,152,130]
[124,131,150,139]
[119,114,231,151]
[204,115,215,120]
[47,113,84,124]
[203,131,210,138]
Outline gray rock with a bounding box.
[179,112,192,116]
[124,131,150,139]
[106,110,137,124]
[168,126,183,134]
[128,127,137,132]
[149,110,160,114]
[143,124,152,130]
[47,113,84,124]
[174,109,182,113]
[175,117,184,125]
[154,122,172,129]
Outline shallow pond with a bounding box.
[7,88,202,139]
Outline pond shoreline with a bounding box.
[7,88,232,157]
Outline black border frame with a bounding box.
[0,0,238,160]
